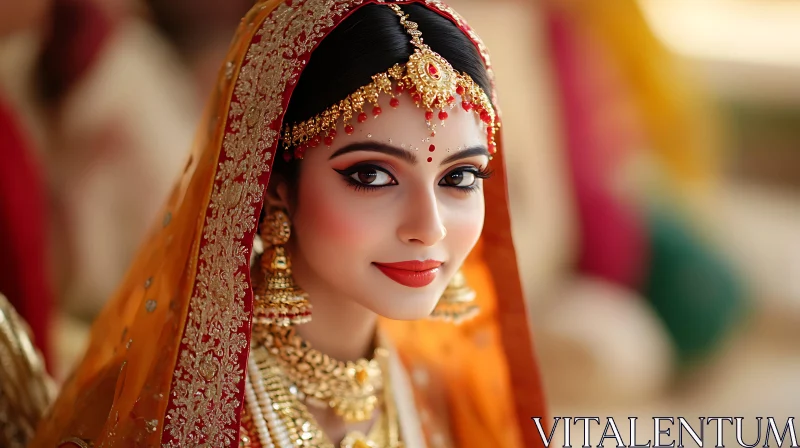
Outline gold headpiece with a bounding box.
[282,3,498,161]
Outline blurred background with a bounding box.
[0,0,797,443]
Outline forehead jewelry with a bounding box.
[281,3,498,161]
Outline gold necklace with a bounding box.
[256,325,383,423]
[244,332,403,448]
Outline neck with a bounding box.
[295,290,379,362]
[286,244,379,362]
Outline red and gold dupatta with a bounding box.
[31,1,547,446]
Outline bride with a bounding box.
[15,0,546,446]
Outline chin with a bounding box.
[360,289,442,321]
[373,307,434,321]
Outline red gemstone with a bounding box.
[462,101,472,111]
[429,144,435,152]
[357,112,368,123]
[427,63,439,77]
[323,136,334,146]
[282,151,292,162]
[390,97,400,108]
[345,124,355,135]
[456,85,465,95]
[329,130,337,138]
[268,313,275,318]
[372,106,382,117]
[310,135,321,147]
[480,111,491,124]
[412,93,422,103]
[294,146,306,159]
[438,111,448,121]
[395,84,405,93]
[425,111,434,121]
[447,95,455,104]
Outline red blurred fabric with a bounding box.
[0,95,53,368]
[37,0,114,105]
[546,10,648,290]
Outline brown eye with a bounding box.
[349,167,394,186]
[441,169,476,187]
[357,169,377,184]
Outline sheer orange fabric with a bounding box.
[31,1,547,446]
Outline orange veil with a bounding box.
[32,1,547,446]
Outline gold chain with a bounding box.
[255,325,383,423]
[246,335,403,448]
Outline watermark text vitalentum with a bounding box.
[531,417,799,448]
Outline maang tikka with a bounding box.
[253,208,312,326]
[430,269,479,324]
[281,3,499,162]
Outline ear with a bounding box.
[265,176,292,212]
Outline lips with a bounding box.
[373,260,443,288]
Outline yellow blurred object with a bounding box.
[550,0,722,201]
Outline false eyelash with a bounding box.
[471,166,495,180]
[439,165,494,195]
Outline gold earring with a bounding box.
[253,208,311,326]
[430,269,479,324]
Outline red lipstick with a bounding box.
[373,260,443,288]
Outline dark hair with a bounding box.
[272,3,492,184]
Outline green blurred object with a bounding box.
[642,206,749,365]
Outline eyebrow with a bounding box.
[329,142,489,166]
[440,145,490,165]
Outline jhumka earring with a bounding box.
[252,208,311,326]
[430,269,479,324]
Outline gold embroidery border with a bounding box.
[161,0,367,445]
[160,0,497,446]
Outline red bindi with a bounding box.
[429,144,435,152]
[427,157,433,163]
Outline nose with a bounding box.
[396,188,447,246]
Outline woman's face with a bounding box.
[277,96,490,320]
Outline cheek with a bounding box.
[292,172,382,251]
[444,195,486,254]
